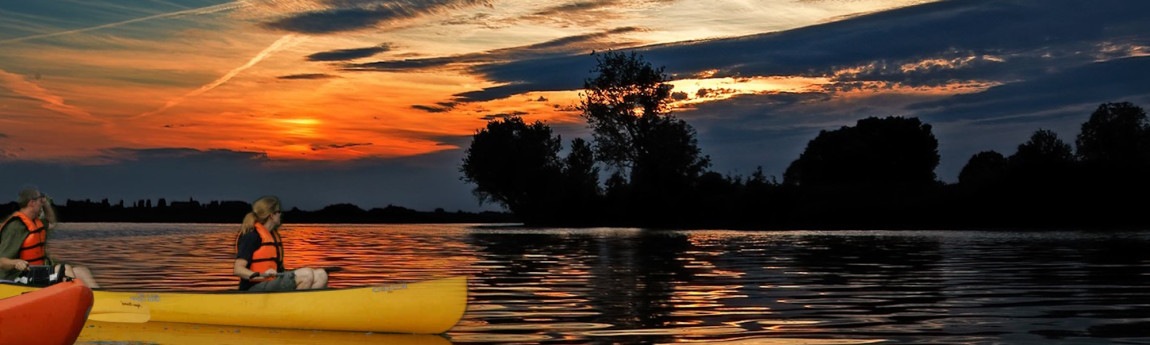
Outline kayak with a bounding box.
[0,280,94,345]
[0,276,466,334]
[78,320,452,345]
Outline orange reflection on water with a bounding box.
[273,224,483,287]
[77,321,450,345]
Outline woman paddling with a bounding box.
[233,196,327,291]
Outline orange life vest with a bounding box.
[238,223,283,282]
[2,212,48,265]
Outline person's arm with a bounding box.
[0,257,17,271]
[0,223,29,275]
[42,196,58,230]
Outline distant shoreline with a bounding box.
[4,200,1144,231]
[1,199,519,225]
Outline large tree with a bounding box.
[784,116,940,188]
[578,51,710,222]
[461,117,563,222]
[1075,102,1150,179]
[578,51,675,172]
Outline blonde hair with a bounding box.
[240,196,282,235]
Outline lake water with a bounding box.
[43,223,1150,344]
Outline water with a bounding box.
[42,223,1150,344]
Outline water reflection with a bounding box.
[76,321,451,345]
[45,224,1150,344]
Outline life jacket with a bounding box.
[1,212,48,265]
[238,223,283,282]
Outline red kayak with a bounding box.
[0,280,93,345]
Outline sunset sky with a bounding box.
[2,0,1148,211]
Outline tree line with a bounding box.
[461,51,1150,229]
[0,198,516,224]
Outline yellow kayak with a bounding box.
[0,276,467,334]
[77,320,453,345]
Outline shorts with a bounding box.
[247,271,296,292]
[13,265,64,286]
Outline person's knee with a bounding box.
[313,269,328,286]
[294,269,314,285]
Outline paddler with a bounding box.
[0,188,100,288]
[233,196,328,291]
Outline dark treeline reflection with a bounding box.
[467,231,691,344]
[463,229,1150,342]
[462,51,1150,229]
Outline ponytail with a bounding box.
[238,196,282,235]
[239,211,259,235]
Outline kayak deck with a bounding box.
[0,276,467,334]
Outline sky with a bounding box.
[1,0,1148,212]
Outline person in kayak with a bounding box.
[233,196,328,291]
[0,188,100,288]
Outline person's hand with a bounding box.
[263,268,278,278]
[13,260,29,271]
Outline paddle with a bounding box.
[87,296,151,323]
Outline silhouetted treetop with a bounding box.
[784,116,939,188]
[1076,102,1150,174]
[1010,129,1075,170]
[461,117,563,222]
[959,151,1008,187]
[579,50,676,172]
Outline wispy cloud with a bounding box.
[310,142,373,151]
[0,1,249,45]
[261,0,492,34]
[277,73,340,79]
[136,34,300,118]
[306,44,391,61]
[344,26,645,72]
[0,69,102,123]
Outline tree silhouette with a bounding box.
[1008,129,1076,183]
[461,117,564,223]
[560,138,602,222]
[784,116,939,188]
[1073,102,1150,227]
[1076,102,1150,180]
[959,151,1009,188]
[1000,129,1077,226]
[578,51,674,173]
[578,51,710,224]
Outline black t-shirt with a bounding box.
[235,230,261,263]
[235,230,282,290]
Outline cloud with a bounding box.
[261,0,492,34]
[462,0,1150,101]
[518,0,674,27]
[0,69,101,123]
[277,73,340,79]
[412,105,451,113]
[343,27,645,72]
[306,45,391,61]
[310,142,372,151]
[909,56,1150,125]
[136,34,299,118]
[0,1,248,45]
[479,111,527,121]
